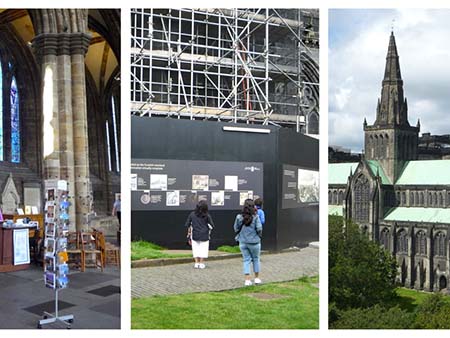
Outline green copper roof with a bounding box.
[366,160,391,185]
[329,162,358,185]
[384,207,450,224]
[396,160,450,185]
[329,205,343,216]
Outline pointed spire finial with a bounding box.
[391,18,395,33]
[417,118,421,128]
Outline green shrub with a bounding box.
[216,245,241,253]
[330,305,414,329]
[413,293,450,329]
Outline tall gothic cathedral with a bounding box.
[329,32,450,292]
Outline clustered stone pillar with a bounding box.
[33,32,92,231]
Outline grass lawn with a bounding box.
[131,241,191,261]
[216,245,241,253]
[392,287,450,312]
[131,276,319,329]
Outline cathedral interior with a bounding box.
[0,9,121,231]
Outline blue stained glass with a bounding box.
[10,76,20,163]
[0,62,3,161]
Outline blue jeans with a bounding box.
[239,242,261,275]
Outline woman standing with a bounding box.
[234,199,263,286]
[185,200,214,269]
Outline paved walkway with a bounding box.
[0,265,120,329]
[132,247,318,298]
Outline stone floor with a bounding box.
[0,265,120,329]
[132,246,318,298]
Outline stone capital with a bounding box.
[32,32,92,59]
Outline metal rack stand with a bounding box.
[38,180,74,329]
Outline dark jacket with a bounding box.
[185,211,214,242]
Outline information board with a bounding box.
[131,159,264,211]
[281,164,319,209]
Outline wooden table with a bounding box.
[0,226,35,272]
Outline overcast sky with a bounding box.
[329,9,450,152]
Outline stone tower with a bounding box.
[364,31,420,183]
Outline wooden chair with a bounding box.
[97,232,120,267]
[80,232,103,272]
[66,232,84,272]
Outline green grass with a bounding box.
[216,245,241,253]
[391,287,450,312]
[131,241,191,261]
[131,276,319,329]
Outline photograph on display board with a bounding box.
[0,8,121,329]
[298,169,319,203]
[150,174,168,190]
[166,191,180,206]
[211,191,225,206]
[192,175,209,191]
[224,175,238,191]
[130,8,319,330]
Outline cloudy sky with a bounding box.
[329,9,450,152]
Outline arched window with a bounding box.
[328,190,332,204]
[0,55,21,163]
[410,191,415,206]
[397,229,408,254]
[434,232,446,257]
[439,192,443,207]
[354,175,370,222]
[106,95,120,173]
[338,190,344,205]
[307,112,319,135]
[416,231,427,256]
[380,228,390,250]
[10,76,20,163]
[401,192,406,206]
[420,192,424,205]
[333,191,338,205]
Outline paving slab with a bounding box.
[132,246,318,298]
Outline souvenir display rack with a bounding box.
[38,180,74,329]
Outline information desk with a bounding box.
[0,225,35,272]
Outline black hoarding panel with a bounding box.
[131,117,278,250]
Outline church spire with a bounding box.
[375,31,409,127]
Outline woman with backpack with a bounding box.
[185,200,214,269]
[234,199,263,286]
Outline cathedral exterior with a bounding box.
[329,32,450,292]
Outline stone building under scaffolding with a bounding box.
[130,8,319,134]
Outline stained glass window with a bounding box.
[0,62,3,161]
[354,176,370,222]
[10,76,20,163]
[105,121,112,171]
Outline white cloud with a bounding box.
[329,9,450,152]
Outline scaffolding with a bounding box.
[131,8,319,134]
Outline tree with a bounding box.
[329,216,398,310]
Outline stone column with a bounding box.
[33,32,91,231]
[425,229,433,291]
[71,33,93,231]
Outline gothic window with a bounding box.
[328,190,332,204]
[0,54,21,163]
[428,192,433,206]
[401,192,406,206]
[439,192,443,207]
[416,231,427,256]
[410,191,415,206]
[434,232,446,257]
[333,191,338,205]
[354,175,370,222]
[106,95,120,173]
[338,191,344,205]
[396,192,401,206]
[415,192,419,206]
[433,192,438,206]
[420,192,424,206]
[448,192,450,207]
[307,112,319,135]
[397,229,408,254]
[380,228,390,250]
[10,76,20,163]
